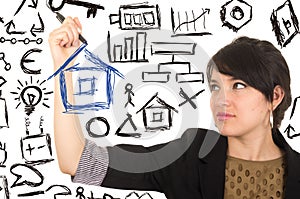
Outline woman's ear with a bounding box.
[272,85,285,111]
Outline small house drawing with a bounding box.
[59,49,124,113]
[136,92,178,131]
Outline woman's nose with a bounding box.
[216,89,231,107]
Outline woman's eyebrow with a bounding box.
[209,79,219,84]
[230,77,246,82]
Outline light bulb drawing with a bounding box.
[11,76,53,116]
[21,86,42,115]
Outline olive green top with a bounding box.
[224,155,285,199]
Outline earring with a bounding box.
[270,111,274,128]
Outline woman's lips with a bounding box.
[216,112,236,121]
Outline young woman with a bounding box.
[48,17,300,199]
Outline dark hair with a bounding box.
[207,36,292,128]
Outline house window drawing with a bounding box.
[75,76,97,96]
[152,112,163,122]
[59,49,124,113]
[136,92,178,132]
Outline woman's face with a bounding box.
[209,69,272,139]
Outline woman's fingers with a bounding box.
[73,17,82,33]
[49,17,81,48]
[62,17,80,47]
[48,16,83,68]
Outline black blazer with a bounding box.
[102,128,300,199]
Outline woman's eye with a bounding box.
[210,84,220,91]
[233,82,246,89]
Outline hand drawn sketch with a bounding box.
[125,191,153,199]
[0,91,9,129]
[14,0,38,16]
[0,77,6,88]
[30,12,45,37]
[136,92,178,132]
[46,0,104,18]
[0,142,7,167]
[115,113,141,138]
[75,186,116,199]
[171,7,212,37]
[4,20,26,35]
[88,192,116,199]
[142,42,203,83]
[59,49,123,113]
[86,117,110,138]
[0,37,43,45]
[0,176,9,199]
[220,0,252,32]
[109,3,161,30]
[270,0,299,47]
[17,184,72,198]
[20,48,42,74]
[45,185,72,199]
[20,133,54,165]
[0,53,11,71]
[3,6,44,37]
[10,77,53,116]
[284,96,300,139]
[76,186,86,199]
[47,43,87,80]
[10,163,44,188]
[178,88,205,109]
[124,83,135,108]
[107,31,148,63]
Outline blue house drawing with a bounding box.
[59,49,124,113]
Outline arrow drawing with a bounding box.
[5,20,26,35]
[14,0,38,16]
[284,96,300,139]
[171,8,212,36]
[284,124,300,139]
[30,12,45,37]
[289,96,300,119]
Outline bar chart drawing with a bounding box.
[107,31,148,63]
[171,8,212,37]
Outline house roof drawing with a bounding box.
[136,92,178,131]
[136,92,178,114]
